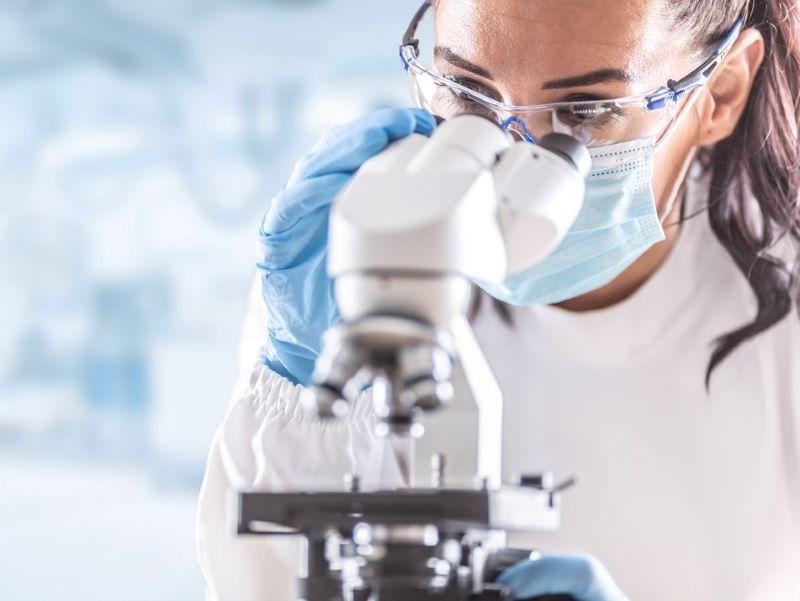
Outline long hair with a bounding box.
[686,0,800,384]
[473,0,800,386]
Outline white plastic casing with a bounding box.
[329,116,512,283]
[494,144,585,274]
[327,115,585,325]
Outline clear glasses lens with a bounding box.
[408,68,677,147]
[410,69,499,122]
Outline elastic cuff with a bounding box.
[249,361,375,426]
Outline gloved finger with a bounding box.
[496,555,628,601]
[261,257,339,385]
[261,171,351,236]
[290,108,436,183]
[312,107,436,155]
[263,256,337,341]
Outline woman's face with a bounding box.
[434,0,705,215]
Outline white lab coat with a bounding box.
[196,168,800,600]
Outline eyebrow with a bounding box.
[433,46,634,90]
[541,68,635,90]
[435,46,495,80]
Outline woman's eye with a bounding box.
[561,93,616,105]
[557,105,609,123]
[443,75,501,102]
[556,102,623,130]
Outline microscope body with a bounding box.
[315,115,587,452]
[329,114,585,328]
[236,115,589,600]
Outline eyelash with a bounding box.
[443,74,632,111]
[443,75,501,101]
[438,74,628,133]
[442,75,615,105]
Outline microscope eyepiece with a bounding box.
[538,133,592,178]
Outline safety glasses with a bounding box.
[399,1,743,147]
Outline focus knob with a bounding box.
[483,548,542,584]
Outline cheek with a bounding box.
[651,108,704,212]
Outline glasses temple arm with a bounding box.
[646,16,745,110]
[402,1,432,53]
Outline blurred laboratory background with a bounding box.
[0,1,420,598]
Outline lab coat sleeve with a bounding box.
[226,275,271,409]
[196,277,403,601]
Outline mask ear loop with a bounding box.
[654,89,703,226]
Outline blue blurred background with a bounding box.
[0,1,419,598]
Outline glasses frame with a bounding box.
[399,1,744,120]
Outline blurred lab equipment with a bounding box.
[237,114,590,600]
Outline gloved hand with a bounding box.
[497,554,629,601]
[257,108,437,385]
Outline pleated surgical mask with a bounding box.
[476,136,665,306]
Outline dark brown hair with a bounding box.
[685,0,800,384]
[474,0,800,386]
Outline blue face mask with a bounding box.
[477,136,665,306]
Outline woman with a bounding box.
[197,0,800,599]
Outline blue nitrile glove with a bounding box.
[497,554,629,601]
[257,108,437,385]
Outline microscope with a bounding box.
[236,115,590,600]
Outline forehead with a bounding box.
[434,0,687,91]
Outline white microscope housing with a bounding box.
[238,115,591,601]
[307,114,589,485]
[329,114,589,327]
